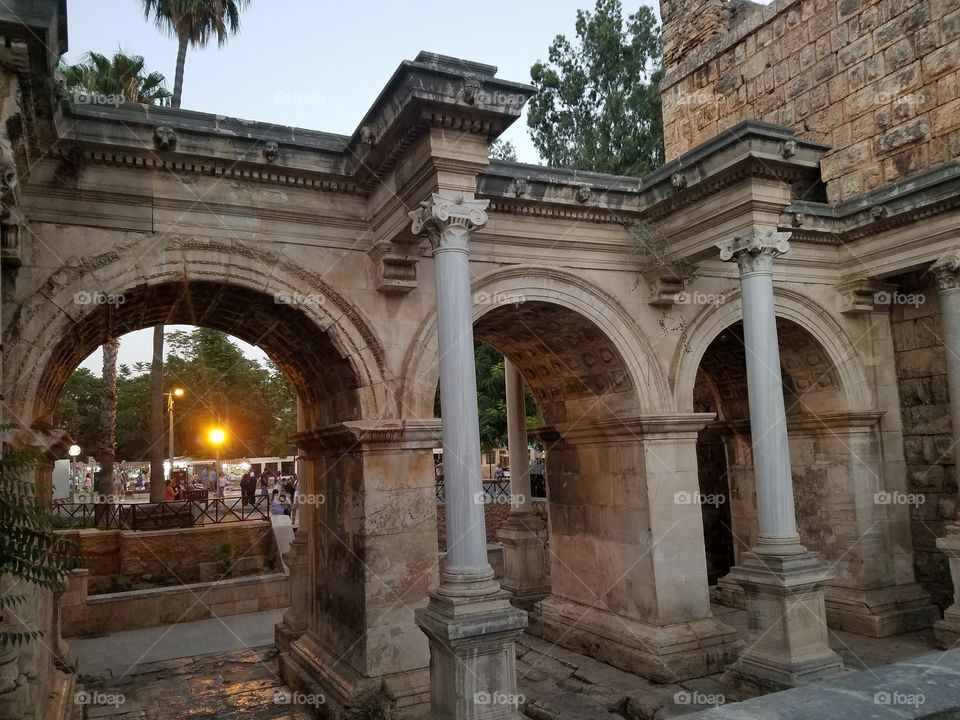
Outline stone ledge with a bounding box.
[683,649,960,719]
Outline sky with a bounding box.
[67,0,659,374]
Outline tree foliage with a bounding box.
[527,0,664,176]
[489,139,518,161]
[59,50,171,104]
[55,329,297,462]
[141,0,250,108]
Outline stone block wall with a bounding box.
[58,523,280,594]
[660,0,960,202]
[435,498,549,551]
[889,271,956,608]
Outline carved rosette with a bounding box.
[718,232,791,275]
[932,249,960,292]
[408,193,489,251]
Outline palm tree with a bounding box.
[60,51,171,105]
[96,339,120,525]
[149,326,167,503]
[141,0,250,109]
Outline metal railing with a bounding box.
[52,496,270,531]
[434,477,514,503]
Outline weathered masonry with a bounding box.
[1,1,959,718]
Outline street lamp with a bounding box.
[165,387,185,476]
[68,444,81,497]
[208,427,226,477]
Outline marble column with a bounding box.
[933,249,960,649]
[409,194,526,719]
[498,359,550,608]
[719,233,843,689]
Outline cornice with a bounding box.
[782,161,960,244]
[293,419,441,455]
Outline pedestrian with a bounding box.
[164,479,175,502]
[269,489,289,516]
[83,472,93,492]
[259,471,269,499]
[217,471,228,499]
[136,470,145,490]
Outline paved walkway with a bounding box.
[70,605,941,719]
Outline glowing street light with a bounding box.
[166,387,186,477]
[208,427,226,477]
[68,444,81,495]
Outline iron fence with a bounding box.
[52,495,270,531]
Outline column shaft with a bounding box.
[740,270,799,544]
[434,238,490,575]
[504,359,532,513]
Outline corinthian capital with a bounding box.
[932,249,960,292]
[718,232,790,275]
[408,194,489,251]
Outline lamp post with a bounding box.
[68,444,81,499]
[165,387,185,476]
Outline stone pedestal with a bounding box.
[498,513,549,609]
[416,590,527,720]
[532,595,741,683]
[728,550,844,690]
[934,532,960,649]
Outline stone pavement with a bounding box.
[69,605,942,719]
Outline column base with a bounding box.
[713,577,938,637]
[824,583,939,637]
[727,549,844,692]
[498,513,550,610]
[528,595,743,683]
[415,588,527,720]
[278,631,430,720]
[934,532,960,650]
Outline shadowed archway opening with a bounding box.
[693,317,846,587]
[36,281,362,432]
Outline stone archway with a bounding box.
[687,309,938,637]
[402,267,742,682]
[3,241,445,717]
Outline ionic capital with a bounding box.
[408,193,489,252]
[932,249,960,292]
[718,232,790,275]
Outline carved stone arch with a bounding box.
[5,237,392,427]
[671,286,873,414]
[400,265,672,420]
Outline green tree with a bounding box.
[53,368,101,455]
[141,0,250,109]
[60,50,171,104]
[527,0,664,176]
[115,365,153,462]
[490,139,518,161]
[96,339,119,505]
